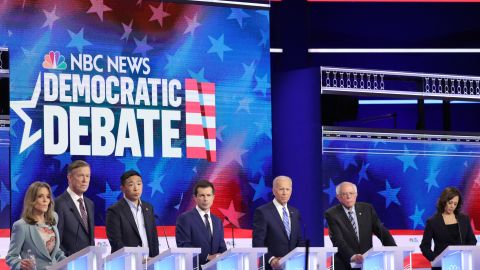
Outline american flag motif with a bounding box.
[185,78,216,162]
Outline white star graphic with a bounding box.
[10,74,42,153]
[149,3,170,27]
[121,20,133,42]
[42,6,60,30]
[236,97,252,113]
[184,13,200,36]
[87,0,112,21]
[216,125,226,142]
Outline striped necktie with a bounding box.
[78,198,88,230]
[282,207,291,239]
[348,211,359,241]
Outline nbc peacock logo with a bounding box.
[42,50,67,70]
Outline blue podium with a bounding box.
[47,246,107,270]
[431,245,480,270]
[145,247,201,270]
[278,247,338,270]
[104,247,149,270]
[350,246,415,270]
[201,247,268,270]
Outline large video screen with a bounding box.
[322,128,480,245]
[1,0,271,243]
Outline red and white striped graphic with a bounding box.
[185,79,216,162]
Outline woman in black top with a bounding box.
[420,187,477,270]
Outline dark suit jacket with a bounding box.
[252,201,304,270]
[175,208,227,265]
[324,202,396,270]
[55,191,95,256]
[106,198,159,258]
[420,213,477,263]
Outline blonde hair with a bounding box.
[21,182,56,226]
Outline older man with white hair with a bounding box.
[324,181,396,270]
[252,176,305,270]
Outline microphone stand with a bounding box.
[155,215,170,249]
[224,216,235,248]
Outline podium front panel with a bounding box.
[214,254,239,270]
[152,255,175,270]
[69,256,88,270]
[441,251,469,270]
[284,254,305,270]
[105,256,127,270]
[362,254,385,270]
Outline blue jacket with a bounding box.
[6,213,66,270]
[175,208,227,265]
[252,201,305,270]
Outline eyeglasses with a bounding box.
[339,192,357,198]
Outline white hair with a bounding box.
[336,181,357,195]
[273,175,292,187]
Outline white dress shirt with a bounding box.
[124,197,149,252]
[196,205,213,234]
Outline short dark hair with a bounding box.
[68,160,90,174]
[436,187,463,215]
[121,170,141,186]
[193,180,215,196]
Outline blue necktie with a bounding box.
[282,207,291,239]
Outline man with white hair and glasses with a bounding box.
[324,181,396,270]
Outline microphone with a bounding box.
[297,212,309,270]
[155,215,170,249]
[457,215,463,245]
[224,216,235,248]
[70,208,80,254]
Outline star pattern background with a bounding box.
[1,0,271,229]
[322,136,480,231]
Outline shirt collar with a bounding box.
[124,196,142,209]
[342,204,356,214]
[273,198,288,209]
[196,205,210,217]
[67,187,83,202]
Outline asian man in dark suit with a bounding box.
[55,160,95,256]
[324,181,396,270]
[176,180,227,268]
[106,170,159,258]
[252,175,305,270]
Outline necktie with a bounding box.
[282,207,291,239]
[78,198,88,229]
[348,211,359,241]
[204,214,212,240]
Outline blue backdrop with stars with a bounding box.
[1,0,271,229]
[323,134,480,231]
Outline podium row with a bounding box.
[46,245,480,270]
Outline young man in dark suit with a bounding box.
[175,180,227,268]
[252,175,305,270]
[324,181,396,270]
[55,160,95,256]
[106,170,159,258]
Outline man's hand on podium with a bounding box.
[207,253,221,261]
[270,256,282,269]
[351,254,364,264]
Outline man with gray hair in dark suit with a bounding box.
[55,160,95,256]
[324,181,396,270]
